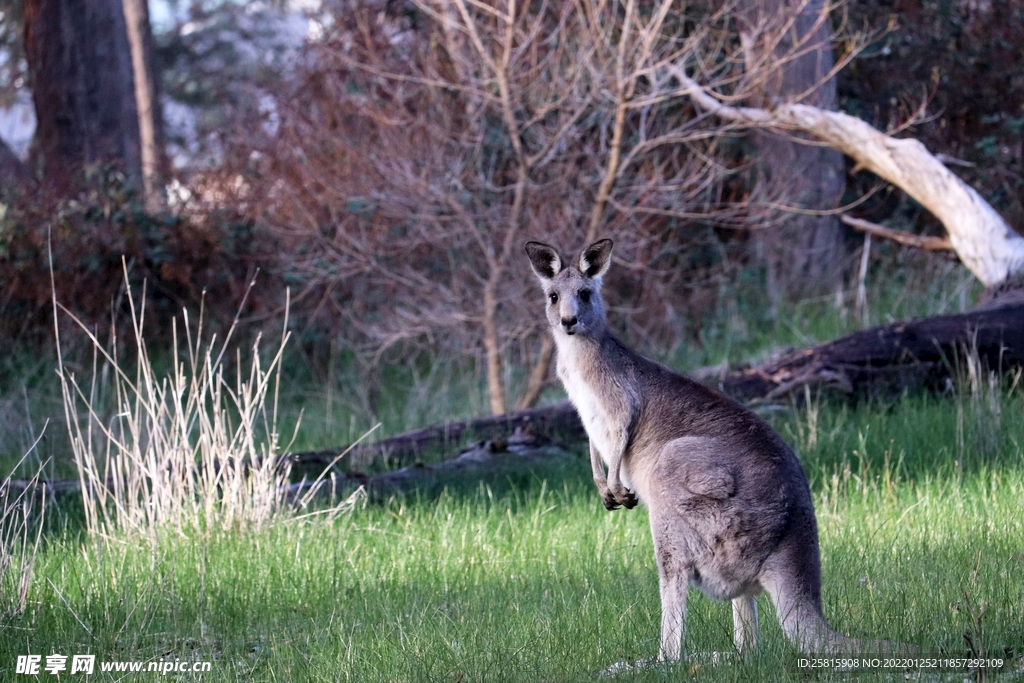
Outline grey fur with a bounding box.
[525,238,893,661]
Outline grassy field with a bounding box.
[1,383,1022,681]
[1,249,1019,681]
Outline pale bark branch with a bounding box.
[669,63,1024,288]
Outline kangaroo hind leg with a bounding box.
[651,528,692,662]
[657,556,689,662]
[732,594,759,653]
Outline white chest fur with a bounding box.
[556,342,617,471]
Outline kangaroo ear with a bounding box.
[525,241,563,281]
[579,239,613,280]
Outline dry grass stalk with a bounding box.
[0,440,48,622]
[54,266,361,542]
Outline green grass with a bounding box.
[677,244,980,369]
[2,388,1022,681]
[0,249,1017,680]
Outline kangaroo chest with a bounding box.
[557,352,621,468]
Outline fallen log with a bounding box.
[290,435,578,502]
[714,300,1024,402]
[25,302,1021,500]
[290,402,584,473]
[9,434,579,504]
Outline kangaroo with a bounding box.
[525,238,898,662]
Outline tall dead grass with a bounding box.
[953,337,1009,464]
[55,268,361,542]
[0,441,47,623]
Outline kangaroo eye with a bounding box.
[579,289,591,303]
[549,292,558,304]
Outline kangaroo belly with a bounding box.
[691,570,760,602]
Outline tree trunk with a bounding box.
[23,0,141,192]
[482,282,507,415]
[515,335,554,410]
[121,0,163,210]
[736,0,847,302]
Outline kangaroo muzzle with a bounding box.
[559,299,579,334]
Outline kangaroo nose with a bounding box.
[561,315,578,333]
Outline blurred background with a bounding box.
[0,0,1020,472]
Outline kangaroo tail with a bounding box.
[769,574,918,655]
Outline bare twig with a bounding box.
[842,215,955,252]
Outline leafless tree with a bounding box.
[259,0,1021,419]
[263,0,783,414]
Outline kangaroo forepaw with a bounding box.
[601,490,621,510]
[599,482,638,510]
[603,486,637,510]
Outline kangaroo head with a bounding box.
[525,239,613,338]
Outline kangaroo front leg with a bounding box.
[603,431,638,510]
[589,441,615,508]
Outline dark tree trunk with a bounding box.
[23,0,141,192]
[737,0,847,303]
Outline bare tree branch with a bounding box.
[841,215,954,252]
[668,63,1024,288]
